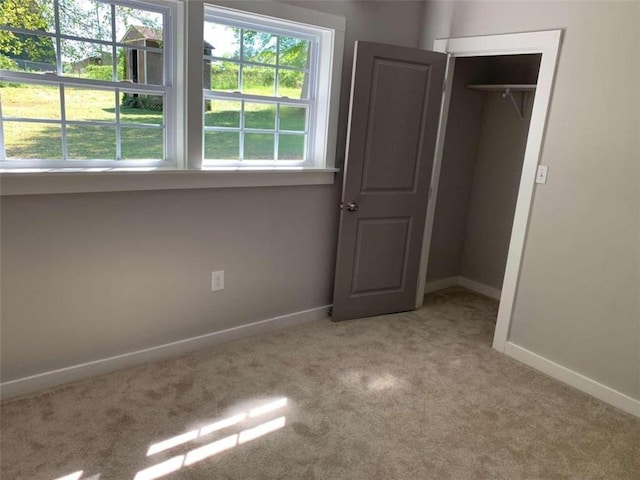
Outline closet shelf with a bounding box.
[466,84,536,119]
[466,84,537,92]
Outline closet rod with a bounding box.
[466,84,537,119]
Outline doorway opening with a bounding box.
[417,31,562,353]
[423,53,541,336]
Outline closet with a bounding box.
[426,54,542,300]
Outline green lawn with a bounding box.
[1,84,306,161]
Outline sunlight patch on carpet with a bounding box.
[135,398,289,479]
[146,397,287,456]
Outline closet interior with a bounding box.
[426,53,542,308]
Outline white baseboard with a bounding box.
[505,342,640,418]
[1,305,331,400]
[457,277,501,300]
[423,276,459,294]
[424,276,501,300]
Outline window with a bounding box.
[200,5,339,169]
[203,11,315,166]
[0,0,174,168]
[0,1,345,189]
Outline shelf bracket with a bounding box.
[502,88,526,119]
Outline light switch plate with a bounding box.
[536,165,549,184]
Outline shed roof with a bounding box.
[120,25,163,43]
[120,25,213,49]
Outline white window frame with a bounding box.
[202,10,319,167]
[0,0,177,169]
[186,1,344,172]
[0,0,345,194]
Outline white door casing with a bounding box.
[417,30,563,352]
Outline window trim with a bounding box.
[0,167,339,195]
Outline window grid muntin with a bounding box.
[0,26,165,53]
[204,12,319,45]
[204,55,309,74]
[0,78,165,162]
[203,92,308,162]
[204,25,312,99]
[203,14,317,165]
[0,21,165,81]
[0,0,172,165]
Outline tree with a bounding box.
[0,0,56,67]
[232,30,310,96]
[241,30,308,68]
[0,0,163,70]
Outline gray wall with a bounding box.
[0,1,426,383]
[426,57,487,282]
[422,1,640,399]
[1,187,337,380]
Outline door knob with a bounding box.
[342,201,358,212]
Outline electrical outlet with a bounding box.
[212,271,224,291]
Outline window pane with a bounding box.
[209,60,239,92]
[120,92,163,124]
[121,127,163,159]
[277,70,307,99]
[67,124,115,160]
[278,134,305,160]
[115,5,163,44]
[204,131,239,160]
[61,39,112,78]
[1,83,60,120]
[3,121,62,159]
[279,106,306,132]
[243,30,276,65]
[117,47,163,85]
[0,0,54,33]
[59,0,112,41]
[0,32,56,73]
[278,36,309,69]
[65,87,114,122]
[242,66,274,96]
[203,22,239,60]
[205,99,240,128]
[244,102,275,130]
[244,133,274,160]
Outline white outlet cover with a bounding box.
[212,271,224,291]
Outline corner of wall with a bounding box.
[420,1,454,50]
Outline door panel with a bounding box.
[362,59,431,192]
[351,217,411,294]
[332,41,446,321]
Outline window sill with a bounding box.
[0,167,339,196]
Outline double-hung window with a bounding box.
[0,0,174,169]
[201,6,339,169]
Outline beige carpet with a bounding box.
[2,287,639,480]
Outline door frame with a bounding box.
[416,30,563,353]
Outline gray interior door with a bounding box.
[332,41,447,321]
